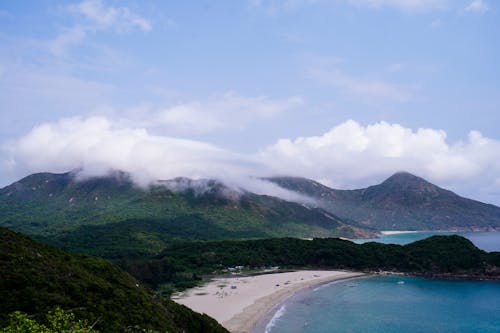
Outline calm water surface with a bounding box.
[260,232,500,333]
[264,276,500,333]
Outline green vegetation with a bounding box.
[0,172,369,260]
[0,307,96,333]
[125,236,500,290]
[0,227,228,333]
[2,171,499,331]
[270,172,500,231]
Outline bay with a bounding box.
[351,231,500,251]
[264,276,500,333]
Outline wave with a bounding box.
[264,304,287,333]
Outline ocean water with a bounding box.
[351,231,500,252]
[263,276,500,333]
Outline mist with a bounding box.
[3,116,500,205]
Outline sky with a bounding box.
[1,0,500,204]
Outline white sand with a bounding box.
[173,270,363,333]
[380,230,419,235]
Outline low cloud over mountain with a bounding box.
[3,116,500,204]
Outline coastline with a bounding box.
[172,270,364,333]
[379,229,500,236]
[380,230,419,235]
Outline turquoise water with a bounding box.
[351,231,500,252]
[263,276,500,333]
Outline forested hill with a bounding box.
[125,235,500,290]
[269,172,500,231]
[0,226,228,333]
[0,171,371,259]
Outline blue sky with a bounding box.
[1,0,500,204]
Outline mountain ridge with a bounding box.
[0,171,371,259]
[2,169,499,257]
[269,172,500,231]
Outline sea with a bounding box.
[351,230,500,252]
[258,232,500,333]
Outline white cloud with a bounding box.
[49,0,151,55]
[465,0,488,13]
[2,116,316,201]
[308,63,413,102]
[3,116,259,185]
[3,118,500,204]
[69,0,152,31]
[259,120,500,191]
[121,92,304,135]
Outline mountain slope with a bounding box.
[0,171,370,258]
[0,226,227,333]
[270,172,500,231]
[132,235,500,287]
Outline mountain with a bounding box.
[0,171,371,259]
[270,172,500,231]
[0,226,228,333]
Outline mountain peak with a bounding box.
[381,171,432,188]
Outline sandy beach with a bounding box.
[380,230,419,235]
[172,270,364,333]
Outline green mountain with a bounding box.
[0,171,370,259]
[0,226,227,333]
[270,172,500,231]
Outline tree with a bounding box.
[0,307,97,333]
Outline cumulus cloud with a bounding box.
[3,117,254,185]
[1,116,313,201]
[259,120,500,192]
[3,117,500,204]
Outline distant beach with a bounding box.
[380,230,419,235]
[353,230,500,252]
[172,270,364,333]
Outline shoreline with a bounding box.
[380,230,420,235]
[250,275,367,333]
[172,270,364,333]
[351,229,500,240]
[379,229,500,236]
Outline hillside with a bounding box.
[0,226,227,333]
[270,172,500,231]
[127,235,500,289]
[0,171,370,259]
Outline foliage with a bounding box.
[126,236,499,291]
[0,307,96,333]
[0,172,367,260]
[0,227,228,333]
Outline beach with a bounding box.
[380,230,419,235]
[172,270,364,333]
